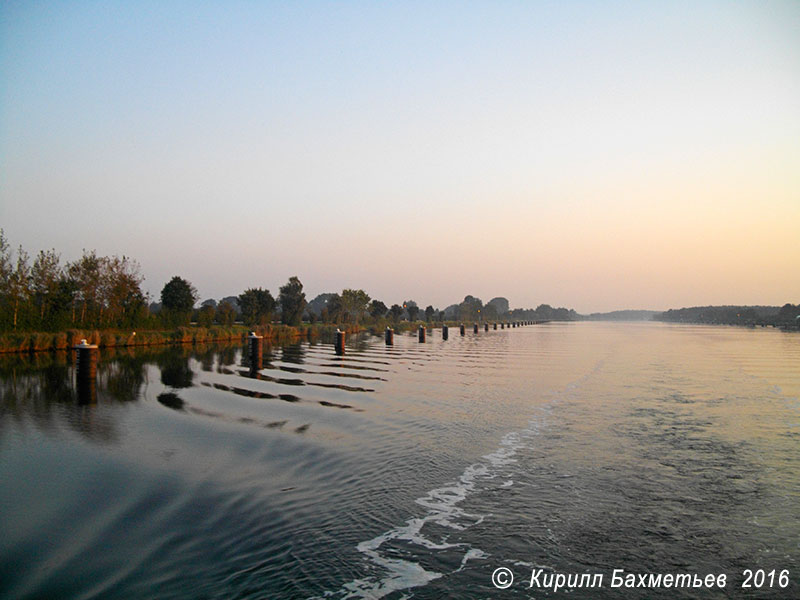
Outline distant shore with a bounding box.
[652,304,800,329]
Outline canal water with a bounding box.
[0,323,798,599]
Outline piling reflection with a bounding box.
[281,343,307,365]
[0,351,134,443]
[0,340,250,444]
[76,377,97,405]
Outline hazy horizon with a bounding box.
[2,1,798,313]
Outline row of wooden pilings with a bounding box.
[330,323,536,355]
[72,321,539,389]
[346,321,534,355]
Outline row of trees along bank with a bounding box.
[0,235,441,336]
[0,232,317,333]
[0,232,578,353]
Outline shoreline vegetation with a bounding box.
[0,232,573,355]
[0,320,545,355]
[3,307,797,355]
[652,304,800,329]
[0,323,363,355]
[0,321,455,355]
[1,232,797,355]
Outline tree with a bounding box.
[220,296,240,313]
[198,304,215,327]
[7,246,31,330]
[279,276,306,326]
[404,300,419,322]
[424,305,435,322]
[389,304,404,322]
[160,276,198,326]
[778,303,800,323]
[0,230,11,296]
[103,255,146,328]
[487,297,510,315]
[50,277,80,330]
[482,303,498,321]
[459,295,483,321]
[369,299,388,320]
[341,289,371,324]
[68,250,104,326]
[238,288,276,327]
[535,304,554,320]
[307,293,337,318]
[30,249,62,327]
[215,300,236,326]
[325,293,342,323]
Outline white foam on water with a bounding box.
[510,559,557,574]
[456,548,489,572]
[316,414,547,599]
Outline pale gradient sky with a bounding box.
[1,1,798,313]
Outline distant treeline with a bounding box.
[654,305,800,328]
[582,310,660,321]
[0,232,578,338]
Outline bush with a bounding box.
[30,332,54,352]
[53,332,68,350]
[66,330,85,348]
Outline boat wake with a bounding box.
[317,411,549,599]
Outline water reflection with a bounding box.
[157,392,185,411]
[103,350,150,403]
[76,377,97,405]
[157,347,195,389]
[241,342,276,376]
[216,345,237,370]
[197,344,218,372]
[0,340,250,444]
[0,325,798,600]
[280,342,306,364]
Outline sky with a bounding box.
[1,1,798,313]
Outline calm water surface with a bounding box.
[0,323,798,599]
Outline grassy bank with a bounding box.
[0,323,365,354]
[0,319,534,354]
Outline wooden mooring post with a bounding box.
[74,339,99,404]
[248,332,263,370]
[418,325,426,342]
[75,339,99,381]
[460,323,465,336]
[335,329,345,355]
[442,325,449,340]
[385,327,394,345]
